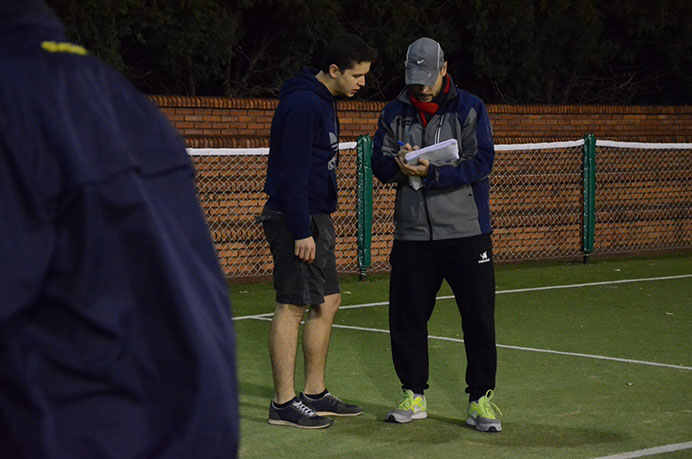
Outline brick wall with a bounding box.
[152,96,692,145]
[489,105,692,143]
[151,96,692,278]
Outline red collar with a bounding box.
[408,75,451,127]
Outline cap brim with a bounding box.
[405,67,438,86]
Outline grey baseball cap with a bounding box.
[404,37,445,86]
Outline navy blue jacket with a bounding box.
[0,6,239,458]
[263,67,339,239]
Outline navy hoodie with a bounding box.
[263,67,340,240]
[0,3,239,457]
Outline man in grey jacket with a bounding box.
[371,37,502,432]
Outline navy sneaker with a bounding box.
[299,391,363,416]
[268,398,333,429]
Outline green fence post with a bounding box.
[582,134,596,263]
[356,135,373,280]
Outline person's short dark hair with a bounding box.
[318,33,377,73]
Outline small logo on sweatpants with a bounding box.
[478,251,490,264]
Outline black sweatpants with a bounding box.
[388,234,497,401]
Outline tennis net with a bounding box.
[188,138,692,279]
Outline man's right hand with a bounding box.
[294,236,316,263]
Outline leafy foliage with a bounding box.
[47,0,691,103]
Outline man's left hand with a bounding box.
[395,156,430,177]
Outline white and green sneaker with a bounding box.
[386,389,427,423]
[466,390,502,432]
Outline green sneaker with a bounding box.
[466,390,502,432]
[386,389,427,423]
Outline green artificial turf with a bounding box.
[231,253,692,458]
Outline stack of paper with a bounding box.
[403,139,459,190]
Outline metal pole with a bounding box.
[582,134,596,263]
[356,135,373,280]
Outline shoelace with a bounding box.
[478,390,502,417]
[292,400,317,417]
[398,391,415,409]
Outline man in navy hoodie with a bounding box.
[0,1,239,456]
[260,34,376,429]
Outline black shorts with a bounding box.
[259,207,339,306]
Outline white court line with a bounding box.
[592,441,692,458]
[304,322,692,371]
[234,274,692,319]
[242,317,692,371]
[436,274,692,301]
[233,274,692,371]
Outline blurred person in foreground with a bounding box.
[372,37,502,432]
[258,33,376,429]
[0,1,239,456]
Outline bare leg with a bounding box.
[269,303,307,404]
[302,293,341,394]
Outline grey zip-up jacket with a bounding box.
[372,77,495,241]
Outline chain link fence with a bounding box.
[190,145,367,279]
[188,138,692,279]
[190,151,270,279]
[593,140,692,255]
[491,141,585,262]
